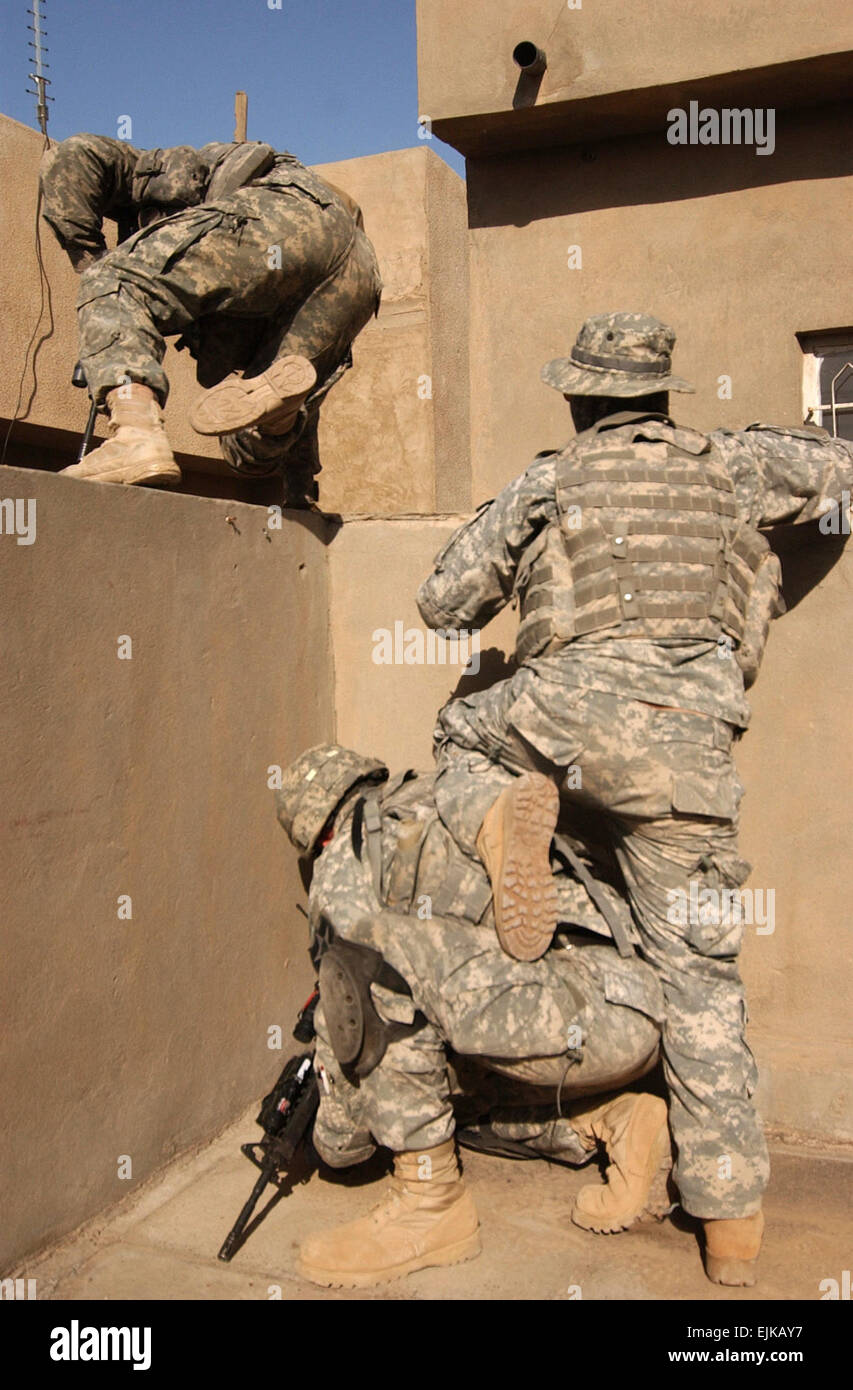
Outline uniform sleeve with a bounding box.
[736,549,785,688]
[711,425,853,528]
[417,455,558,631]
[39,133,142,270]
[308,829,376,937]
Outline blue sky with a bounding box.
[0,0,464,175]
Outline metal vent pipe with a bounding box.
[512,42,547,76]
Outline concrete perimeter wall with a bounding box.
[0,468,333,1268]
[314,149,470,516]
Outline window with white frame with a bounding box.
[798,330,853,441]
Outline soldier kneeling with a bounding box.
[275,743,675,1289]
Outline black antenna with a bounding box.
[26,0,53,136]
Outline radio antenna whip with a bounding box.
[26,0,53,138]
[1,0,55,467]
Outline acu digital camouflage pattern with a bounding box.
[131,146,209,223]
[432,687,763,1216]
[275,743,387,855]
[418,416,853,728]
[290,763,663,1166]
[417,402,853,1218]
[541,312,695,397]
[40,134,382,486]
[512,414,784,683]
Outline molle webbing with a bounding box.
[513,525,577,663]
[514,417,777,662]
[554,434,738,640]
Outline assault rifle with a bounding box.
[217,987,320,1262]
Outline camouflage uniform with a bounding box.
[297,766,664,1166]
[39,134,382,489]
[417,316,853,1220]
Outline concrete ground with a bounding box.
[18,1108,853,1302]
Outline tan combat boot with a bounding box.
[61,384,181,486]
[190,354,317,437]
[297,1139,481,1288]
[702,1210,764,1287]
[476,772,559,961]
[570,1093,674,1233]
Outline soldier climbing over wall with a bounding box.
[39,134,382,505]
[417,312,853,1287]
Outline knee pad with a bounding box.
[316,928,426,1081]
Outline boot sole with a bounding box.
[60,459,182,488]
[571,1098,671,1233]
[703,1253,758,1287]
[481,773,559,962]
[190,355,317,435]
[297,1230,482,1289]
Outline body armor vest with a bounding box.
[515,413,781,679]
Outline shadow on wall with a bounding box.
[450,645,517,701]
[467,103,853,228]
[767,520,848,612]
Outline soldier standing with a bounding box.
[417,312,853,1285]
[39,134,382,504]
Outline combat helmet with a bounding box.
[276,744,388,855]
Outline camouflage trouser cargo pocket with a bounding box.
[76,281,123,363]
[680,848,752,958]
[482,945,662,1095]
[670,750,744,822]
[611,811,769,1217]
[313,1005,377,1169]
[76,265,170,401]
